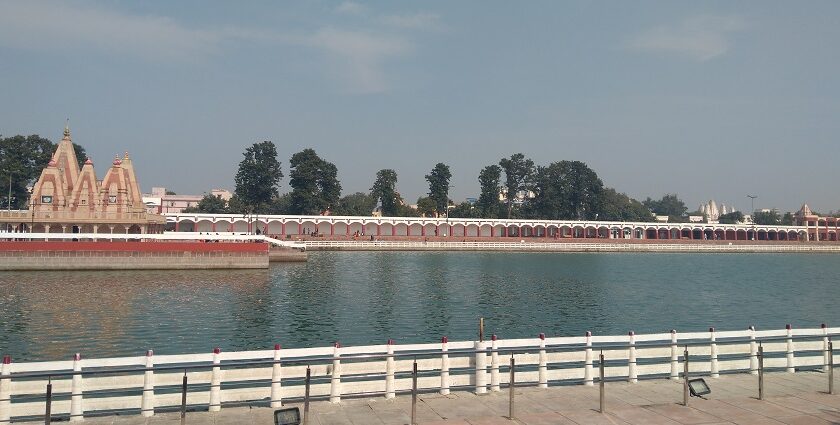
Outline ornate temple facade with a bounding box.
[1,126,165,234]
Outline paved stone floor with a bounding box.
[59,371,839,424]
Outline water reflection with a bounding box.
[1,252,838,361]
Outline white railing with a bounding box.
[0,326,836,422]
[0,232,304,249]
[301,240,840,252]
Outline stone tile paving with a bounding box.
[47,371,837,424]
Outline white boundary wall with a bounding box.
[0,326,837,422]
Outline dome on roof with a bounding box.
[113,155,122,166]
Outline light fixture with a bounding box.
[688,378,711,398]
[274,407,301,425]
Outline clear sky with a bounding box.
[1,1,838,213]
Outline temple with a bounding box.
[4,125,165,234]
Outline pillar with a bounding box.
[175,221,180,232]
[474,340,487,394]
[538,333,547,388]
[449,224,453,237]
[281,222,286,236]
[330,223,335,236]
[785,324,795,373]
[141,350,155,417]
[330,343,341,403]
[440,337,450,395]
[749,326,758,375]
[670,330,679,380]
[710,327,719,378]
[490,226,494,238]
[0,355,11,425]
[391,225,396,237]
[385,340,395,399]
[490,335,500,392]
[209,348,221,412]
[628,331,637,383]
[823,324,831,373]
[584,331,593,386]
[298,223,302,235]
[420,225,424,237]
[270,344,283,408]
[70,353,83,422]
[377,224,381,236]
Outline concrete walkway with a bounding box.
[72,371,839,424]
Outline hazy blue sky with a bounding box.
[1,1,838,213]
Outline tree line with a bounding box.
[0,133,814,224]
[186,141,657,222]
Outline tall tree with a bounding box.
[753,210,781,225]
[334,192,376,216]
[288,148,342,215]
[643,194,687,220]
[425,163,452,216]
[416,196,436,217]
[233,141,283,213]
[498,153,534,218]
[0,134,54,209]
[477,165,502,218]
[598,188,654,222]
[370,169,400,216]
[781,212,795,226]
[719,211,745,224]
[529,161,603,220]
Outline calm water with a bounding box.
[0,252,838,361]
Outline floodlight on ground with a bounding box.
[688,378,711,398]
[274,407,301,425]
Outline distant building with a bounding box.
[795,203,839,241]
[142,187,232,214]
[654,215,669,223]
[698,199,732,223]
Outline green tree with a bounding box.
[334,192,376,216]
[477,165,502,218]
[0,134,54,209]
[233,141,283,213]
[183,194,228,214]
[288,148,342,215]
[719,211,745,224]
[268,193,293,215]
[598,188,654,222]
[425,163,452,216]
[499,153,534,218]
[165,190,177,195]
[448,201,476,218]
[781,212,795,226]
[370,169,400,216]
[643,194,687,221]
[530,161,603,220]
[416,196,437,217]
[753,210,781,225]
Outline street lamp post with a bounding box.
[747,195,758,240]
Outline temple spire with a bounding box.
[63,119,71,139]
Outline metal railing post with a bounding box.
[411,360,418,425]
[599,352,605,414]
[829,340,834,395]
[508,356,515,420]
[180,371,187,425]
[758,345,765,400]
[683,348,689,406]
[44,377,52,425]
[303,367,311,425]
